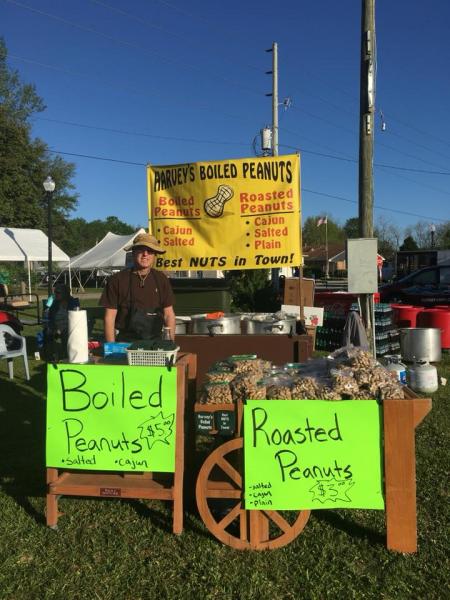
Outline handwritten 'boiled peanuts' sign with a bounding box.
[46,364,177,473]
[147,154,301,271]
[244,400,384,510]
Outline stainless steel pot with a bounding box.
[190,313,242,335]
[175,319,188,335]
[246,315,297,335]
[399,327,442,362]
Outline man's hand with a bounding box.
[104,308,118,342]
[163,305,176,340]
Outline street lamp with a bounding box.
[430,223,436,249]
[43,176,56,298]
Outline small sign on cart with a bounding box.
[215,411,236,436]
[195,412,215,434]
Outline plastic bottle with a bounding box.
[36,331,44,349]
[385,354,407,384]
[162,326,172,341]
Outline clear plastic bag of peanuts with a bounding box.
[228,354,264,377]
[264,374,293,400]
[205,369,236,384]
[230,374,262,403]
[202,381,233,405]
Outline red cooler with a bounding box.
[391,304,424,328]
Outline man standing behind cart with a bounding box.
[100,232,176,342]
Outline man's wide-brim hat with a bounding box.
[125,233,166,254]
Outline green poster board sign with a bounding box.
[244,400,384,510]
[46,364,177,473]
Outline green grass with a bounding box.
[0,325,449,600]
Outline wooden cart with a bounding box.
[195,390,431,553]
[46,352,197,534]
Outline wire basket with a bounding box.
[126,347,179,366]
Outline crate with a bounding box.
[126,346,179,366]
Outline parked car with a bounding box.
[379,265,450,306]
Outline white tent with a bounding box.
[0,227,70,297]
[70,229,145,270]
[61,229,145,288]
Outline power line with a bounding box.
[381,110,450,150]
[376,137,450,172]
[375,164,450,198]
[48,148,146,167]
[7,4,449,175]
[8,0,449,173]
[5,0,262,97]
[38,116,450,176]
[281,144,450,176]
[6,11,450,187]
[21,54,448,180]
[10,54,249,124]
[37,116,249,147]
[87,0,264,74]
[302,188,449,223]
[384,128,450,164]
[45,147,449,222]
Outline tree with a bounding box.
[436,222,450,249]
[374,216,401,260]
[61,216,136,257]
[343,217,360,239]
[404,221,433,249]
[225,270,278,312]
[302,215,344,247]
[0,38,77,238]
[399,235,419,251]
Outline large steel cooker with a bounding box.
[175,318,189,335]
[399,327,442,362]
[244,313,297,335]
[190,313,242,335]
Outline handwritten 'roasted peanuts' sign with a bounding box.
[244,400,384,510]
[46,364,177,473]
[147,155,301,271]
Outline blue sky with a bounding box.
[2,0,449,234]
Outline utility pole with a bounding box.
[271,42,279,156]
[358,0,376,354]
[266,42,279,289]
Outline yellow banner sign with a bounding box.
[147,155,302,271]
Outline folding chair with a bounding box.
[0,324,30,380]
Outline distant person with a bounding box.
[100,233,176,342]
[44,283,79,360]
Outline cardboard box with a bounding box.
[283,277,315,307]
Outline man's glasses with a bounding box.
[134,247,156,255]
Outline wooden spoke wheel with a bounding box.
[196,437,310,550]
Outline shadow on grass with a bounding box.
[0,359,48,525]
[312,510,385,546]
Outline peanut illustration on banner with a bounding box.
[203,184,234,217]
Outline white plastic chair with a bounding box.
[0,324,30,380]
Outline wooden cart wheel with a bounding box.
[196,437,310,550]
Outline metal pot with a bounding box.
[190,313,242,336]
[399,327,442,362]
[246,314,297,335]
[175,319,188,335]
